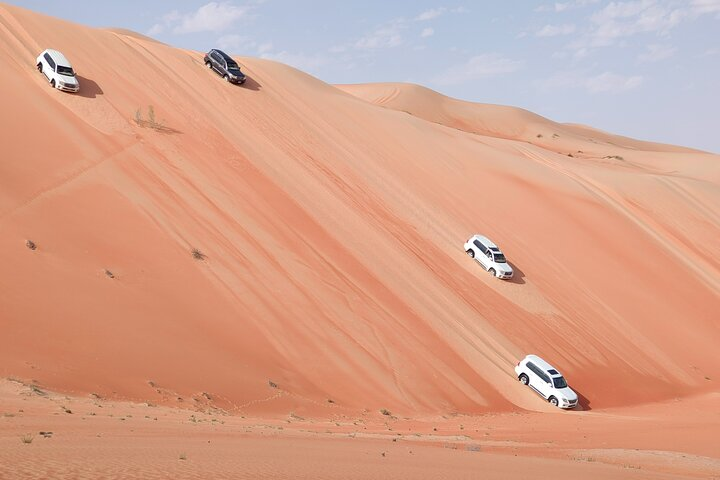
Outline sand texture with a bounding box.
[1,3,719,478]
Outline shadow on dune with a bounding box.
[75,75,103,98]
[508,262,526,285]
[135,121,183,135]
[574,390,592,411]
[240,76,261,91]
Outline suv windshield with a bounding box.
[493,253,507,263]
[552,376,567,389]
[227,63,241,72]
[57,65,75,76]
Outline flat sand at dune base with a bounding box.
[2,380,719,479]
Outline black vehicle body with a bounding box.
[204,49,246,84]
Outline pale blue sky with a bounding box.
[10,1,720,152]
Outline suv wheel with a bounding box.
[206,61,212,69]
[224,74,230,82]
[37,63,42,72]
[489,268,496,277]
[549,396,559,407]
[466,249,475,258]
[519,374,529,385]
[50,79,55,88]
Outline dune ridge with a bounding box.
[0,2,719,422]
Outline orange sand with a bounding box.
[1,3,719,478]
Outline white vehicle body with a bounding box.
[464,234,514,279]
[36,49,80,93]
[514,355,578,409]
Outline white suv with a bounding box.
[464,235,514,279]
[515,355,578,409]
[36,49,80,93]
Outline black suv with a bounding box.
[204,49,246,84]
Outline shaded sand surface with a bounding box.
[1,2,719,478]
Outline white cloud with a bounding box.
[536,0,600,12]
[415,8,446,21]
[257,42,273,54]
[536,24,576,36]
[585,72,643,92]
[588,1,686,46]
[699,47,720,57]
[433,53,523,86]
[260,51,328,74]
[638,43,677,62]
[692,0,720,13]
[217,34,249,53]
[542,71,643,93]
[421,27,435,38]
[558,0,720,57]
[355,22,404,49]
[147,23,165,36]
[148,2,252,36]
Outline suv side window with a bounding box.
[211,51,222,63]
[473,239,487,254]
[527,362,540,377]
[44,53,56,70]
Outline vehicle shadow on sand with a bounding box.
[574,390,592,411]
[239,76,261,91]
[75,75,103,98]
[507,262,526,285]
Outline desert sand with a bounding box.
[1,2,719,478]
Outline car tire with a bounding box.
[466,249,475,258]
[489,268,496,277]
[37,63,42,72]
[549,396,559,407]
[50,79,55,88]
[206,61,212,69]
[519,374,529,385]
[224,74,230,82]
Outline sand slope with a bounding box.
[1,3,719,422]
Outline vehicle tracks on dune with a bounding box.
[515,144,720,294]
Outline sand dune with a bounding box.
[1,0,719,434]
[2,3,720,477]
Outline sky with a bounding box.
[8,0,720,153]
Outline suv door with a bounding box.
[536,371,553,398]
[473,240,491,269]
[527,363,549,398]
[43,53,55,79]
[526,363,541,389]
[210,51,222,72]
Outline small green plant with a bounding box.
[191,248,206,260]
[21,433,34,444]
